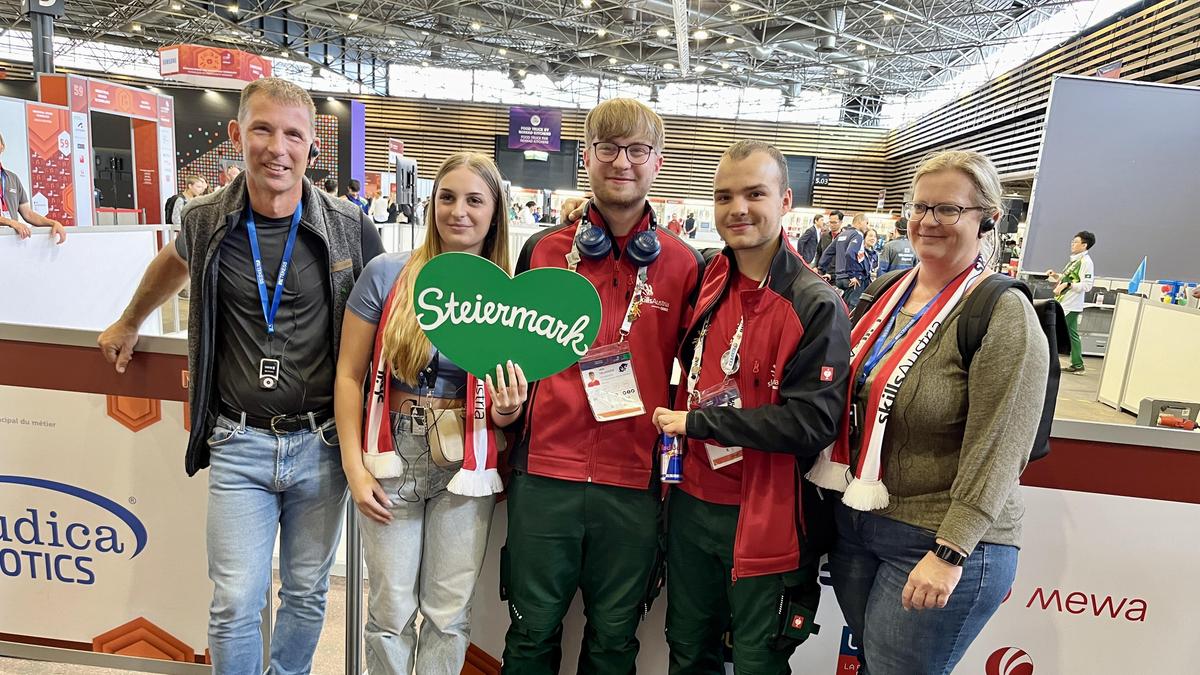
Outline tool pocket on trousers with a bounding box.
[772,568,821,649]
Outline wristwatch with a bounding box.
[932,544,966,567]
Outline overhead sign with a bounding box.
[413,252,602,382]
[508,107,562,152]
[814,172,831,186]
[388,138,404,165]
[22,0,66,17]
[88,80,158,120]
[159,45,272,89]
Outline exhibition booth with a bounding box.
[1,53,1198,675]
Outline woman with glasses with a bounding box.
[808,150,1048,674]
[334,152,528,674]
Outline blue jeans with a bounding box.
[829,503,1017,675]
[206,415,348,675]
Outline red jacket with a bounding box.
[511,204,704,489]
[676,236,851,578]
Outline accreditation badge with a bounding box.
[578,342,645,422]
[697,379,743,470]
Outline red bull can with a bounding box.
[660,433,682,484]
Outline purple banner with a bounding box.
[508,107,561,151]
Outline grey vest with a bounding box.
[180,174,370,475]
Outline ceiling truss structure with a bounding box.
[0,0,1102,123]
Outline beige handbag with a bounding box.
[427,408,507,469]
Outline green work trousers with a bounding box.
[1065,310,1084,368]
[665,490,819,675]
[501,471,662,675]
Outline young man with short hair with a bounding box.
[653,140,850,673]
[98,77,384,674]
[1046,230,1096,373]
[879,217,918,274]
[169,174,209,226]
[345,178,369,214]
[817,210,843,274]
[502,98,704,674]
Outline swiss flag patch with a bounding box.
[820,366,834,382]
[791,614,805,629]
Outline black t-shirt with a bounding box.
[215,212,334,416]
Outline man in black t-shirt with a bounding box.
[99,78,382,675]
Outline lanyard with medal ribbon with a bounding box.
[686,273,768,406]
[0,165,10,217]
[566,206,651,343]
[246,203,303,390]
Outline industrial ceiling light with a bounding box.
[227,3,238,13]
[695,64,707,72]
[609,56,617,64]
[421,30,430,36]
[582,0,593,6]
[883,11,895,21]
[720,62,730,70]
[170,1,182,9]
[725,36,735,44]
[694,29,709,40]
[618,75,626,82]
[422,60,430,67]
[348,12,358,21]
[498,47,508,55]
[596,27,607,36]
[131,23,142,31]
[518,68,527,76]
[821,87,830,95]
[857,43,866,52]
[664,62,675,70]
[656,27,671,38]
[470,21,481,30]
[729,2,741,12]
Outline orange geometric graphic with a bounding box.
[105,396,162,432]
[92,617,196,662]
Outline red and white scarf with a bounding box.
[807,258,985,510]
[362,276,503,497]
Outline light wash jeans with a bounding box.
[829,502,1018,675]
[205,414,348,675]
[358,412,496,675]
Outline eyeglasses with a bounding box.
[591,141,655,165]
[903,202,986,226]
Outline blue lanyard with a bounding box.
[857,284,940,385]
[245,205,303,336]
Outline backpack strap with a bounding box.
[849,269,907,326]
[957,275,1032,369]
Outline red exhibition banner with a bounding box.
[159,45,272,88]
[88,80,157,120]
[25,103,75,227]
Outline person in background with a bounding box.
[1046,231,1095,374]
[501,97,704,675]
[335,152,525,674]
[684,212,697,238]
[862,228,880,281]
[797,213,823,265]
[824,213,868,306]
[810,149,1049,675]
[517,200,536,226]
[323,178,339,197]
[170,174,209,226]
[652,140,849,674]
[817,209,842,265]
[97,77,385,675]
[0,132,67,244]
[369,188,390,225]
[345,179,370,214]
[879,217,918,275]
[668,213,683,235]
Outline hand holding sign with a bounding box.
[413,252,603,382]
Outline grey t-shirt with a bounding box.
[347,252,468,399]
[1,167,29,220]
[177,211,333,416]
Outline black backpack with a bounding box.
[851,271,1069,461]
[164,194,181,225]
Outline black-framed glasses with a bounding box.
[903,202,986,225]
[591,141,655,165]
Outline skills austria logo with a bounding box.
[0,476,148,586]
[986,647,1034,675]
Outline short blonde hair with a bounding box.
[910,150,1004,221]
[721,140,789,193]
[238,77,316,129]
[584,98,665,149]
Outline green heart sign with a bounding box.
[413,252,603,382]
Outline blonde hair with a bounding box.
[238,77,316,130]
[584,98,666,149]
[910,150,1004,223]
[380,152,511,385]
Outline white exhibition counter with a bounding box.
[1099,293,1200,414]
[2,322,1199,674]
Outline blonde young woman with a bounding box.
[335,152,527,674]
[809,150,1049,674]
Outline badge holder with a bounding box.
[259,358,280,390]
[696,379,744,470]
[578,342,646,422]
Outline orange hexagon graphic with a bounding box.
[92,617,196,662]
[106,396,162,432]
[196,47,221,71]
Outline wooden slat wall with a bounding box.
[884,0,1200,206]
[361,96,890,211]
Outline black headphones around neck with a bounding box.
[575,202,662,266]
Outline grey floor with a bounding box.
[0,576,362,675]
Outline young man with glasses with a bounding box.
[501,98,704,674]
